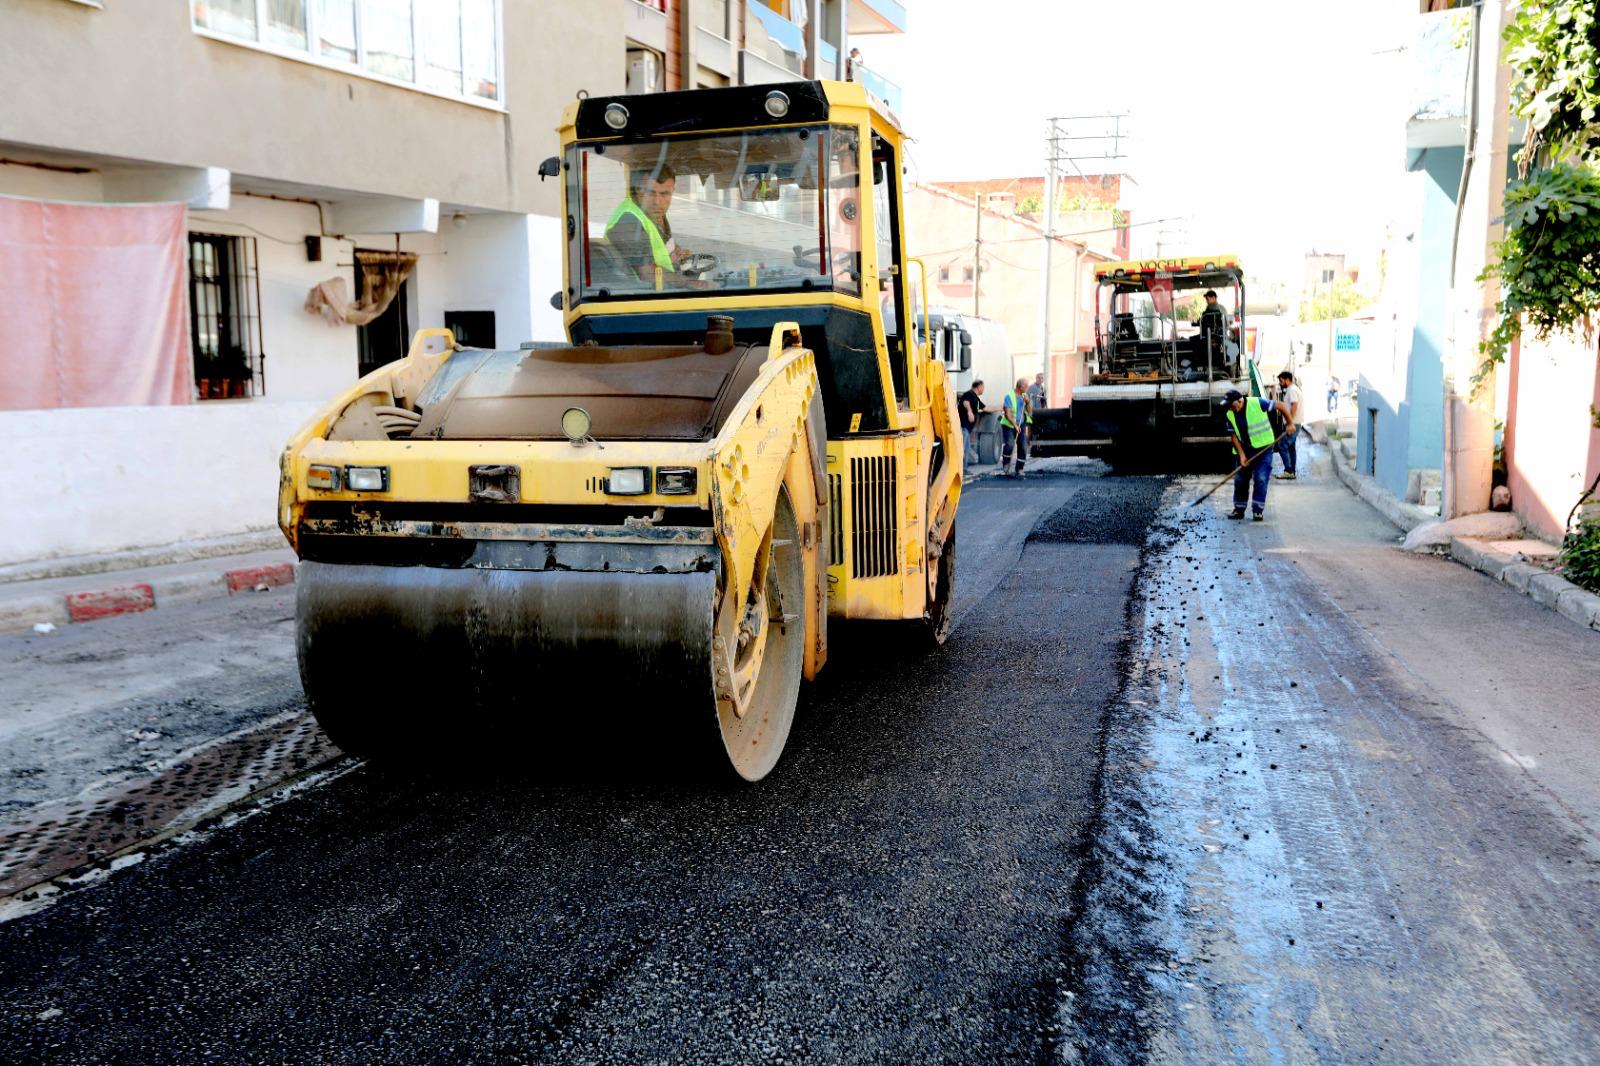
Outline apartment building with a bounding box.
[627,0,905,110]
[0,0,906,570]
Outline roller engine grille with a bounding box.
[849,456,898,578]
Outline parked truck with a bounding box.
[277,81,961,781]
[927,308,1010,464]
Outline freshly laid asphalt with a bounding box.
[5,453,1599,1064]
[0,462,1161,1064]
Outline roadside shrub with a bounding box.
[1562,513,1600,594]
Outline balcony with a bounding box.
[625,0,669,52]
[1406,7,1471,150]
[849,0,907,35]
[856,65,902,113]
[743,0,805,80]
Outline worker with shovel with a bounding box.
[1224,389,1295,521]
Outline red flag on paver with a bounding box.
[1146,272,1173,315]
[0,195,192,410]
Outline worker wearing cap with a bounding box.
[1224,389,1294,521]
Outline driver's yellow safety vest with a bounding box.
[605,198,674,271]
[1227,398,1274,450]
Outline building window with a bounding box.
[1321,268,1335,283]
[938,266,950,282]
[192,0,502,105]
[188,234,264,400]
[963,266,975,282]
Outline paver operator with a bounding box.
[1224,389,1295,521]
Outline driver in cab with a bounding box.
[607,164,707,288]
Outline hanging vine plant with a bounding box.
[1502,0,1600,170]
[1478,161,1600,374]
[1477,0,1600,381]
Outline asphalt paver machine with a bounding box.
[278,81,961,781]
[1031,255,1263,462]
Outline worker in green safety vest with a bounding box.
[1224,388,1296,521]
[1000,377,1033,477]
[606,163,696,285]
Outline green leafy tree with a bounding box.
[1299,279,1372,322]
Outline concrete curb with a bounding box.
[0,555,297,635]
[1328,440,1437,533]
[1448,537,1600,632]
[0,529,286,587]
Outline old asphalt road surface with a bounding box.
[0,460,1164,1063]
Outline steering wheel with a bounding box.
[793,246,858,277]
[792,245,826,272]
[679,252,718,277]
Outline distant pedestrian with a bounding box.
[1273,370,1302,480]
[1326,375,1341,414]
[1224,389,1295,521]
[1001,377,1032,477]
[958,379,985,466]
[846,47,864,82]
[1027,372,1047,411]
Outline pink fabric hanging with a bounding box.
[0,195,193,411]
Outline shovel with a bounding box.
[1187,427,1297,509]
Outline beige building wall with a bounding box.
[906,184,1105,393]
[0,1,623,216]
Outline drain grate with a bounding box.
[0,714,341,898]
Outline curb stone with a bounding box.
[1449,536,1600,633]
[1502,562,1542,593]
[1557,585,1600,629]
[1327,442,1436,533]
[1,552,296,635]
[1448,538,1513,580]
[1527,573,1569,609]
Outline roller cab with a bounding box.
[279,81,960,780]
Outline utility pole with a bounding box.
[973,194,982,317]
[1040,113,1128,372]
[1038,124,1057,369]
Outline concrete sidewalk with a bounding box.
[0,545,296,634]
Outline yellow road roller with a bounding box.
[277,81,961,780]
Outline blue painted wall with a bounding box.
[1359,146,1459,499]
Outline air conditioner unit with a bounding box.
[627,47,663,94]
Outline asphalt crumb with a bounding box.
[1028,478,1172,546]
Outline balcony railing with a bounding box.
[746,0,805,76]
[856,65,902,113]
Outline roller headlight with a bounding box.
[763,91,790,119]
[606,467,650,495]
[604,103,629,130]
[344,466,389,492]
[655,467,697,495]
[306,464,340,491]
[561,406,592,442]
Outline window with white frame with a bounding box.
[192,0,502,105]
